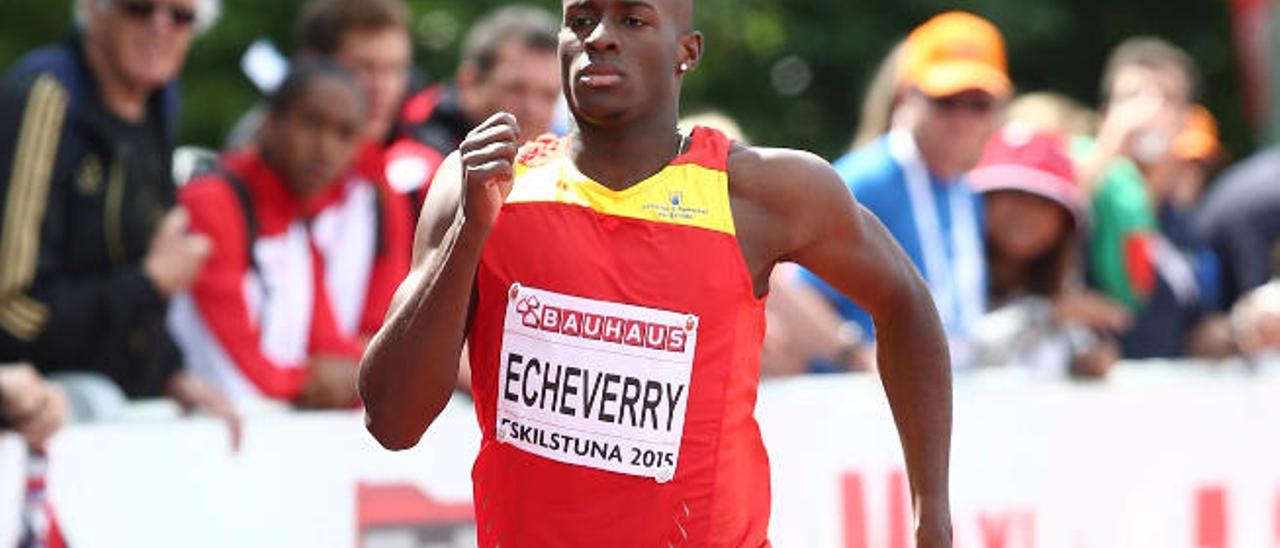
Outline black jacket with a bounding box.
[402,83,471,160]
[0,33,182,398]
[1194,146,1280,306]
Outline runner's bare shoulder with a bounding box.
[726,143,861,261]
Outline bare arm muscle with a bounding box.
[731,146,953,537]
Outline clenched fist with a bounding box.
[459,112,522,232]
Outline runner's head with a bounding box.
[559,0,702,129]
[262,61,366,198]
[895,11,1009,180]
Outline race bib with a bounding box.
[496,283,698,483]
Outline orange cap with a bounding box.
[1173,105,1223,164]
[900,11,1011,99]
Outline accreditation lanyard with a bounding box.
[887,130,986,353]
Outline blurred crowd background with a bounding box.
[2,0,1280,503]
[0,0,1254,161]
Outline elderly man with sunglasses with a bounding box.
[0,0,240,446]
[797,12,1009,371]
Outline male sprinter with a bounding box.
[360,1,953,546]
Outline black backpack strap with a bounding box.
[215,168,260,275]
[373,183,387,256]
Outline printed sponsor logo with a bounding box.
[498,284,697,482]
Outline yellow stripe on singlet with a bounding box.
[509,158,736,236]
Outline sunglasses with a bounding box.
[117,0,197,27]
[928,94,998,114]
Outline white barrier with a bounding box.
[2,364,1279,548]
[0,435,23,548]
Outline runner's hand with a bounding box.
[459,112,521,231]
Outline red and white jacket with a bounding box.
[168,150,412,402]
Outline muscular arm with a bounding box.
[359,114,518,450]
[731,146,953,542]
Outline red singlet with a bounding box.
[467,127,771,547]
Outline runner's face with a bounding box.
[560,0,687,126]
[265,78,365,198]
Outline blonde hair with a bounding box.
[850,40,906,151]
[1005,92,1099,138]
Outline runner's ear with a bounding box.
[677,31,704,76]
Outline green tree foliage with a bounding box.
[0,0,1247,159]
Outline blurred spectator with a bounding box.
[1005,92,1099,139]
[0,0,238,423]
[968,124,1129,378]
[0,363,66,450]
[1231,280,1280,358]
[800,12,1009,368]
[294,0,412,150]
[1078,37,1194,311]
[399,5,560,192]
[680,111,748,142]
[1193,141,1280,308]
[1166,105,1223,211]
[169,62,407,408]
[848,41,905,151]
[290,1,418,336]
[226,0,415,153]
[1079,37,1230,359]
[292,0,441,215]
[224,0,429,234]
[1158,106,1234,358]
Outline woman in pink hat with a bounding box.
[969,123,1131,378]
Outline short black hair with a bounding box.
[295,0,411,56]
[267,60,365,116]
[461,5,559,80]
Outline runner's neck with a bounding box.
[571,118,686,192]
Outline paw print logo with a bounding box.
[517,296,542,326]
